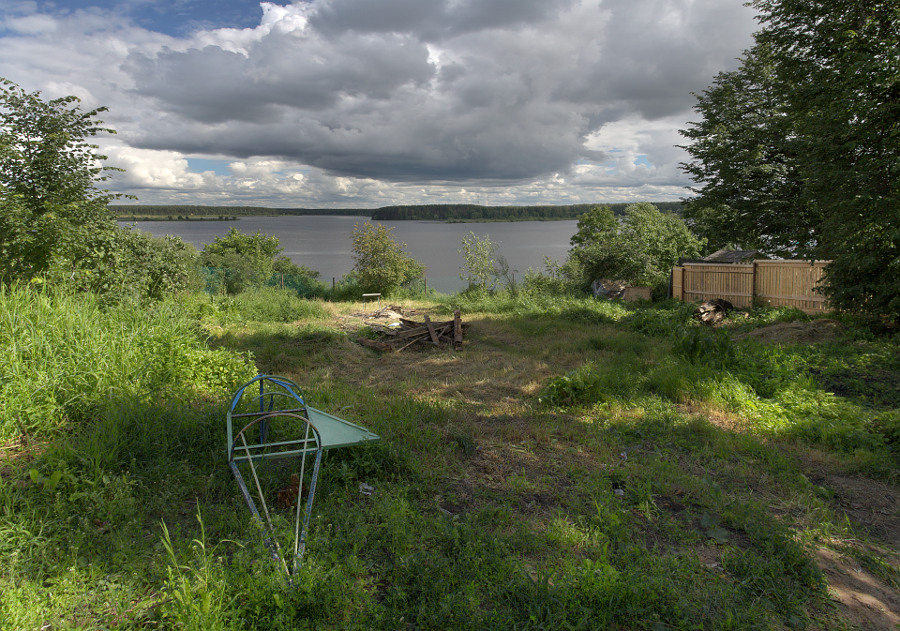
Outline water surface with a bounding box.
[123,216,577,293]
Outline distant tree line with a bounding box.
[370,202,683,222]
[113,203,684,222]
[111,205,372,219]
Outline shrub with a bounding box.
[350,222,425,295]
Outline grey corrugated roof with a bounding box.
[701,249,761,264]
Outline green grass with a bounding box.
[0,286,897,629]
[0,285,256,440]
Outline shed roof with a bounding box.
[701,249,763,264]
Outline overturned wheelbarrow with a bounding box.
[226,375,379,578]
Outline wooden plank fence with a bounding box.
[671,260,830,313]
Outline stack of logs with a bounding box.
[359,310,465,352]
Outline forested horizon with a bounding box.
[112,201,684,221]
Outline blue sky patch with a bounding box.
[187,158,231,176]
[37,0,275,37]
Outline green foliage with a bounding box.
[458,231,510,293]
[540,363,613,407]
[673,327,735,366]
[565,203,704,297]
[0,78,126,285]
[681,2,900,321]
[188,286,331,325]
[76,226,201,300]
[0,285,256,439]
[201,228,285,295]
[350,221,426,295]
[0,79,199,302]
[272,256,319,280]
[679,42,812,256]
[160,512,232,630]
[569,204,619,248]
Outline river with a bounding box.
[122,215,578,293]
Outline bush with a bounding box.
[350,222,425,295]
[201,228,283,295]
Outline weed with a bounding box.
[159,510,234,630]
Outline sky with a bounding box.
[0,0,759,208]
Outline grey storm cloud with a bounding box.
[120,0,755,183]
[307,0,578,39]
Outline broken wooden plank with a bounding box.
[395,326,429,339]
[424,315,440,344]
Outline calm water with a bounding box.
[123,215,577,293]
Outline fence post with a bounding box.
[751,261,758,307]
[671,266,684,301]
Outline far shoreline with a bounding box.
[112,201,684,224]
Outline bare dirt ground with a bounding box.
[816,546,900,630]
[732,319,845,344]
[807,470,900,630]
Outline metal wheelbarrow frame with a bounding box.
[226,375,379,577]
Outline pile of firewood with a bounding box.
[358,310,466,352]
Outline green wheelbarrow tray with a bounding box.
[226,375,379,578]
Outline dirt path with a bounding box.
[807,471,900,629]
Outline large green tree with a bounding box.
[565,203,704,297]
[757,0,900,318]
[679,43,814,256]
[1,79,203,300]
[681,1,900,319]
[0,78,123,283]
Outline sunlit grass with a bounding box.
[1,288,896,629]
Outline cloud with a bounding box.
[0,0,758,205]
[105,145,221,190]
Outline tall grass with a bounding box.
[0,285,256,439]
[182,286,332,326]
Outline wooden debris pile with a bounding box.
[358,310,466,352]
[694,298,734,326]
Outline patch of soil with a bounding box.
[733,319,844,345]
[822,475,900,547]
[800,463,900,630]
[816,548,900,631]
[0,437,38,482]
